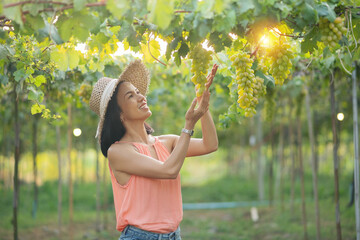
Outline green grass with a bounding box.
[0,170,356,240]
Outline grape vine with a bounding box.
[2,33,60,119]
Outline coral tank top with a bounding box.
[108,137,183,233]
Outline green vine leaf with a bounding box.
[301,3,318,25]
[14,69,27,82]
[237,0,255,15]
[0,45,10,59]
[213,9,236,33]
[31,103,46,115]
[301,27,320,54]
[22,3,44,16]
[57,13,97,42]
[4,6,23,27]
[34,75,46,87]
[50,47,80,71]
[25,15,45,31]
[106,0,130,19]
[147,0,174,30]
[28,87,44,102]
[315,2,336,22]
[74,0,87,12]
[141,38,161,63]
[178,42,190,58]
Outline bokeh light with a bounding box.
[337,113,344,121]
[73,128,82,137]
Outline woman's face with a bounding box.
[116,82,152,122]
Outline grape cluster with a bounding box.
[319,17,347,48]
[230,51,266,117]
[256,56,269,74]
[189,44,213,97]
[264,89,276,122]
[77,83,92,104]
[267,40,294,85]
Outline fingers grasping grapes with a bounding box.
[189,44,213,97]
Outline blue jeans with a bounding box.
[119,225,181,240]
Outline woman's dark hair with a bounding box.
[100,81,154,157]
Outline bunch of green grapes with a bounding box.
[230,51,266,117]
[264,88,276,122]
[319,17,347,48]
[189,44,213,97]
[77,83,92,104]
[256,56,269,74]
[248,76,266,116]
[267,40,294,85]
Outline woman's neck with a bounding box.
[122,120,150,144]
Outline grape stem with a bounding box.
[41,43,55,53]
[347,9,358,50]
[337,51,352,75]
[269,27,304,38]
[174,10,192,13]
[250,45,260,58]
[241,42,248,50]
[213,52,223,67]
[277,33,304,38]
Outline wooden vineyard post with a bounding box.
[305,85,321,240]
[330,72,342,240]
[256,111,265,201]
[296,94,308,240]
[13,84,20,240]
[288,99,296,212]
[67,103,73,239]
[32,115,39,219]
[56,125,63,238]
[352,63,360,240]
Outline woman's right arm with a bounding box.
[107,96,209,179]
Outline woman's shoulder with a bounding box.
[156,134,179,152]
[156,134,179,142]
[107,141,139,159]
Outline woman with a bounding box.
[89,59,218,240]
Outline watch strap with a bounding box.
[182,128,194,136]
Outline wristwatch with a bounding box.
[182,128,194,136]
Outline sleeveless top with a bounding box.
[108,137,183,233]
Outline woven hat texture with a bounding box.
[89,59,150,141]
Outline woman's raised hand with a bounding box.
[185,88,211,129]
[184,98,208,129]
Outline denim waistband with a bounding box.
[122,225,181,240]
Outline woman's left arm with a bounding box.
[186,109,218,156]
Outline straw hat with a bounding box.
[89,59,150,141]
